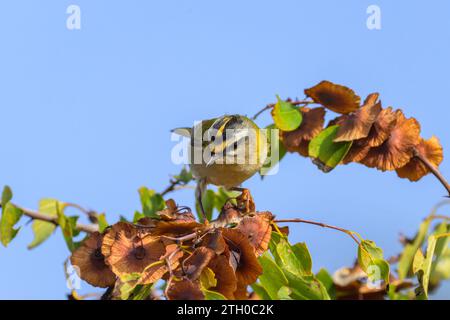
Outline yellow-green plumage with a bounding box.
[173,114,267,190]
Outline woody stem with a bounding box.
[13,203,98,233]
[414,148,450,197]
[274,218,361,245]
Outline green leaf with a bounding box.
[1,186,24,246]
[414,236,437,299]
[430,250,450,285]
[308,125,352,172]
[260,124,287,176]
[55,201,78,252]
[397,217,432,279]
[173,167,193,184]
[431,222,449,274]
[268,232,284,264]
[277,286,293,300]
[276,240,312,276]
[119,281,139,300]
[119,215,130,223]
[97,213,109,233]
[130,284,154,300]
[413,249,425,274]
[1,186,13,207]
[200,267,217,290]
[283,271,330,300]
[258,252,289,299]
[266,232,330,300]
[138,187,165,218]
[27,198,65,249]
[316,268,336,300]
[414,231,450,299]
[0,203,23,247]
[251,283,271,300]
[196,189,216,222]
[28,220,56,249]
[202,289,226,300]
[133,211,145,223]
[358,240,390,285]
[292,243,313,274]
[214,188,238,212]
[272,96,302,131]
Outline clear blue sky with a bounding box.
[0,0,449,299]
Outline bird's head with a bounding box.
[173,114,267,167]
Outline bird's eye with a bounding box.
[211,135,216,142]
[233,141,239,150]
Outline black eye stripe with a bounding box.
[223,136,247,156]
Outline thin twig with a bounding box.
[14,203,98,233]
[414,148,450,197]
[164,247,182,299]
[65,202,98,223]
[252,100,315,120]
[160,179,182,197]
[274,218,361,245]
[430,214,450,221]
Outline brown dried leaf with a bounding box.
[365,107,398,147]
[334,93,382,142]
[305,81,361,114]
[236,189,255,213]
[281,107,326,152]
[342,140,372,164]
[396,136,444,181]
[333,264,413,300]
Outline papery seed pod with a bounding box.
[183,247,215,281]
[237,214,272,256]
[207,255,238,299]
[221,228,262,287]
[396,136,444,181]
[166,279,204,300]
[364,106,397,147]
[151,220,205,237]
[202,229,227,255]
[305,81,361,114]
[104,226,167,283]
[70,232,116,288]
[101,222,137,259]
[334,93,382,142]
[361,110,421,171]
[281,107,326,152]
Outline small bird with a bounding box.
[172,115,268,221]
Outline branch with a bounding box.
[274,218,361,245]
[252,99,315,120]
[414,149,450,197]
[14,204,98,233]
[65,202,98,223]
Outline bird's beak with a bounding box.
[205,152,221,167]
